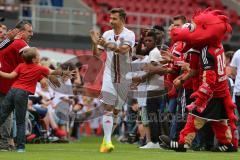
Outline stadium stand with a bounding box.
[83,0,240,31]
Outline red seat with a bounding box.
[155,18,164,25]
[54,48,64,53]
[65,49,74,55]
[127,16,137,24]
[140,17,152,25]
[83,0,240,34]
[75,50,85,56]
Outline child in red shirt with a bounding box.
[0,47,72,152]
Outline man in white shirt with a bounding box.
[131,31,166,149]
[230,49,240,115]
[90,8,135,153]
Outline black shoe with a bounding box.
[174,144,187,152]
[138,138,146,147]
[211,144,238,152]
[159,142,170,150]
[128,133,138,144]
[159,135,187,152]
[159,135,171,149]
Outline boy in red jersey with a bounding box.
[0,47,74,152]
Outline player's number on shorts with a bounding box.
[217,54,226,76]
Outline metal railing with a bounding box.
[19,4,97,36]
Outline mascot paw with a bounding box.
[186,102,206,113]
[186,103,196,111]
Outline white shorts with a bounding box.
[100,80,130,110]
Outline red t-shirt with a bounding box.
[0,39,29,94]
[12,63,50,94]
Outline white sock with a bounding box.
[102,113,113,143]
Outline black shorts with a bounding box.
[190,97,228,121]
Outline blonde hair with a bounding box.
[22,47,38,64]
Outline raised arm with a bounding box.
[0,28,20,50]
[49,68,75,77]
[0,71,18,79]
[90,29,103,57]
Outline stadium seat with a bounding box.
[127,15,137,24]
[65,49,75,55]
[75,50,85,56]
[83,0,240,33]
[140,17,152,26]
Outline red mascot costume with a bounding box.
[162,8,238,152]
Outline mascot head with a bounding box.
[170,8,232,48]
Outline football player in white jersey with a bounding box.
[90,8,135,153]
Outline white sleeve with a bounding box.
[122,31,135,48]
[97,45,104,50]
[34,83,41,96]
[19,45,30,53]
[148,48,162,62]
[230,50,240,68]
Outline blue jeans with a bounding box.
[0,88,29,149]
[168,98,177,139]
[168,98,177,113]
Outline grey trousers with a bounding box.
[0,92,12,148]
[0,88,29,149]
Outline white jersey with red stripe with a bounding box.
[98,27,135,83]
[98,27,135,109]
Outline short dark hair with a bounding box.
[110,8,126,21]
[152,25,165,32]
[173,15,187,24]
[60,63,75,70]
[225,51,234,61]
[145,31,157,43]
[22,47,38,64]
[130,98,138,106]
[15,20,32,30]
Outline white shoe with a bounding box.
[139,142,161,149]
[48,136,59,142]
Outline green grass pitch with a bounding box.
[0,137,239,160]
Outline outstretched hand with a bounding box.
[6,28,19,40]
[48,75,61,88]
[161,50,172,62]
[62,68,76,79]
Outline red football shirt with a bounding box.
[199,45,228,98]
[166,41,185,89]
[183,51,200,90]
[0,39,29,94]
[12,63,50,94]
